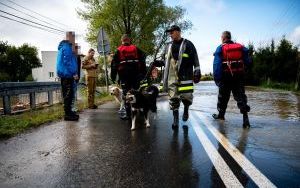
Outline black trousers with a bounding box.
[217,74,250,115]
[61,78,74,115]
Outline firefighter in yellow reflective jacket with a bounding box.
[162,25,201,129]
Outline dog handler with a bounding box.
[111,34,146,119]
[162,25,201,129]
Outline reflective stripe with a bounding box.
[182,53,189,58]
[140,83,148,87]
[159,85,163,91]
[222,60,242,64]
[194,66,200,70]
[178,85,194,91]
[180,80,193,84]
[120,60,139,64]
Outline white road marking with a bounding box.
[193,112,276,188]
[189,115,243,187]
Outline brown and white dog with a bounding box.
[110,86,125,111]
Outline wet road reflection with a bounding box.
[0,82,299,187]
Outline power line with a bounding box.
[0,9,65,33]
[0,14,64,35]
[260,0,297,47]
[0,1,67,31]
[6,0,71,29]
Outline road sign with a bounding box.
[97,27,110,92]
[97,27,110,54]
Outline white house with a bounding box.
[32,51,84,82]
[32,51,58,82]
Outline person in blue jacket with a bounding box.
[212,31,251,128]
[56,31,79,121]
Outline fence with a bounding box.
[0,82,61,115]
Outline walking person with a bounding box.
[212,31,251,128]
[162,25,201,130]
[110,34,146,119]
[56,31,79,121]
[82,48,98,109]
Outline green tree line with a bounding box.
[245,37,300,90]
[0,41,41,82]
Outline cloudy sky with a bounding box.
[1,0,300,73]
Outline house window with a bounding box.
[49,72,54,78]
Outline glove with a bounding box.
[193,70,201,83]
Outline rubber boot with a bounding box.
[172,110,179,130]
[182,105,189,121]
[212,112,225,120]
[243,113,250,128]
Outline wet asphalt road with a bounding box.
[0,81,299,188]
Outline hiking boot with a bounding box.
[212,113,225,120]
[172,110,179,130]
[243,113,250,128]
[182,105,189,121]
[64,114,79,121]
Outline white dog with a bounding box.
[110,86,125,111]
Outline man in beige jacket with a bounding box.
[82,48,98,109]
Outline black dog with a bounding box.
[125,85,159,130]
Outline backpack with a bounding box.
[222,43,244,75]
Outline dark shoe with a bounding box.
[182,106,189,121]
[212,113,225,120]
[89,105,98,109]
[243,113,250,128]
[172,110,179,130]
[64,115,79,121]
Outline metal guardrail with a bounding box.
[0,82,61,115]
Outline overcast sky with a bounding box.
[1,0,300,73]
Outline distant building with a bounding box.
[32,51,84,82]
[32,51,58,82]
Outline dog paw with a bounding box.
[146,123,150,128]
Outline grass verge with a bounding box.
[0,92,113,139]
[260,81,299,92]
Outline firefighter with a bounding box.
[111,34,146,119]
[212,31,251,128]
[162,25,201,130]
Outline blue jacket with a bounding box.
[56,40,78,78]
[213,42,250,85]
